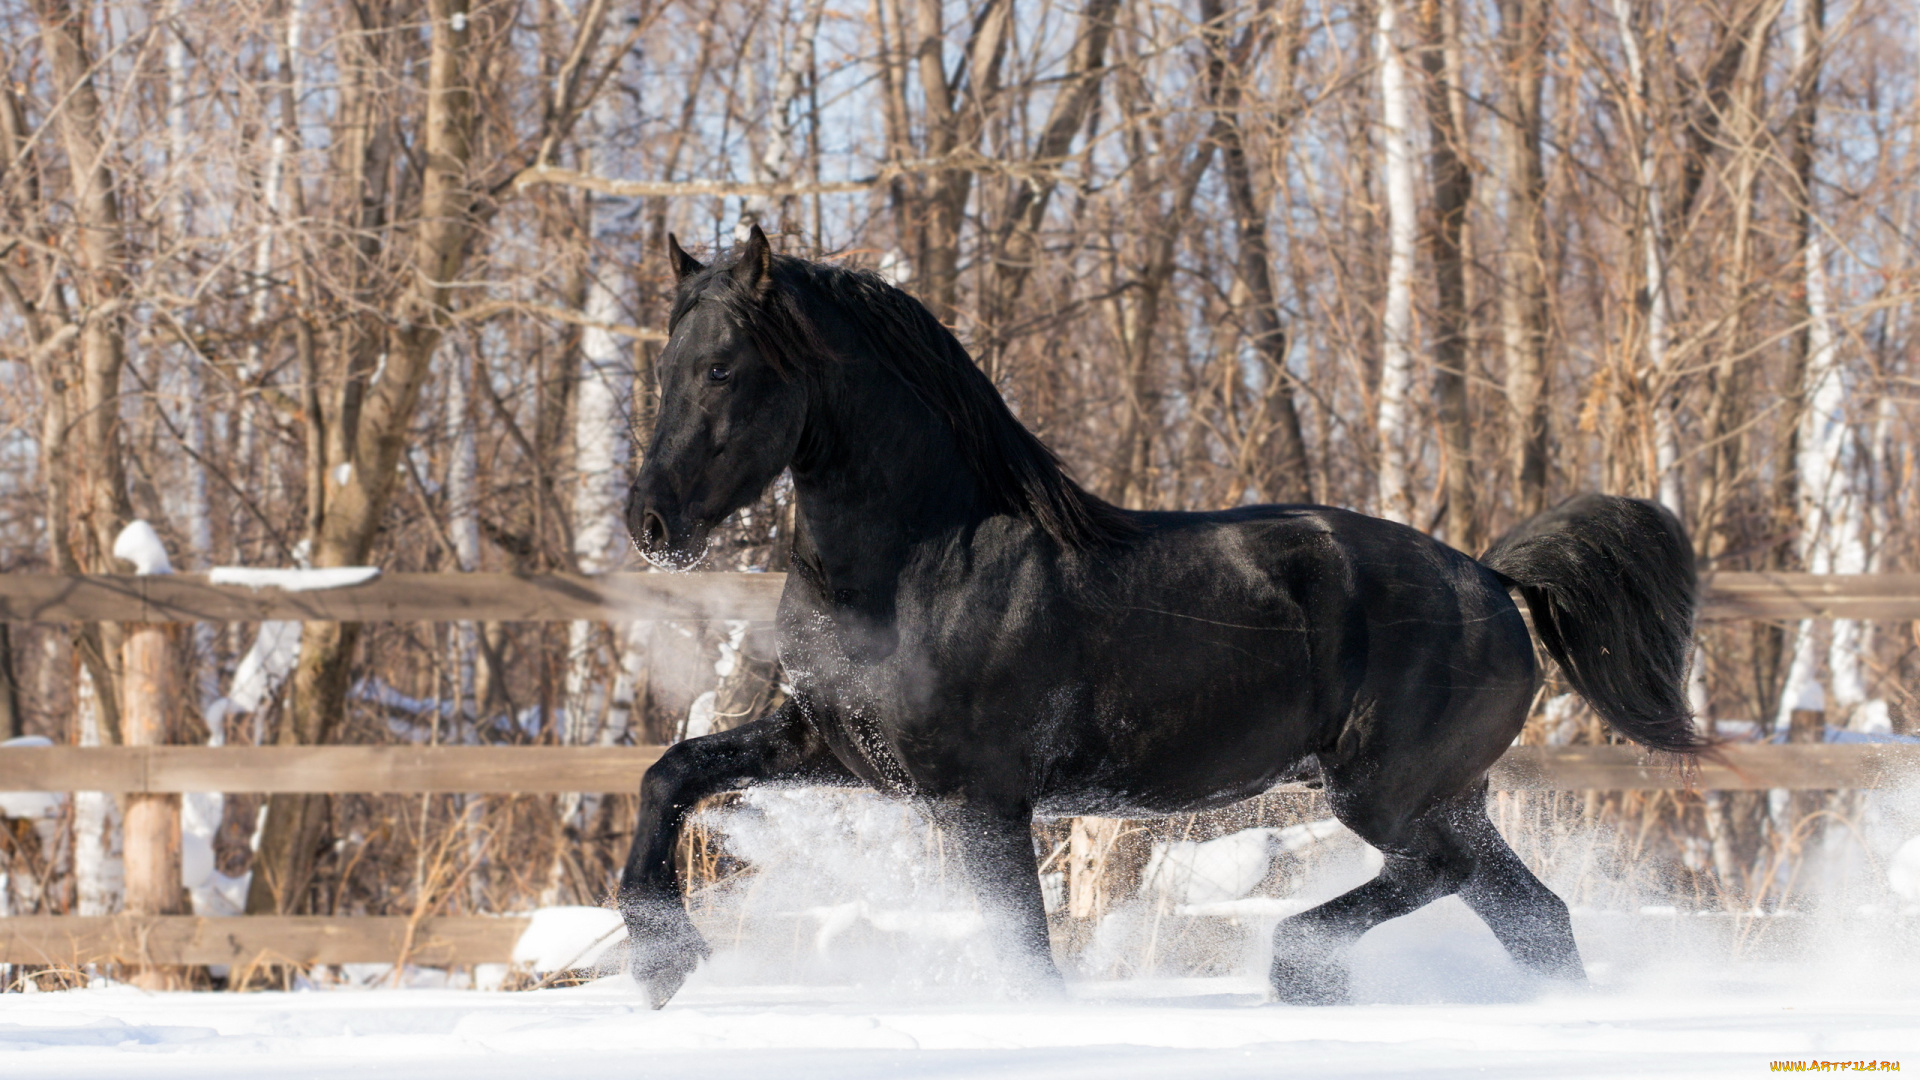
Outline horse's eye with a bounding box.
[707,364,731,383]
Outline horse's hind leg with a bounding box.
[1267,806,1474,1005]
[1449,796,1585,983]
[617,698,854,1008]
[1268,783,1583,1004]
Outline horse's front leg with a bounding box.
[932,798,1064,995]
[618,698,851,1008]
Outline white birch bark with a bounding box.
[164,4,233,915]
[740,0,829,235]
[164,8,208,578]
[564,97,636,743]
[550,76,642,889]
[1776,0,1868,731]
[557,245,632,848]
[445,343,481,706]
[73,668,123,915]
[1609,0,1681,513]
[238,0,304,471]
[1374,0,1418,525]
[441,341,490,907]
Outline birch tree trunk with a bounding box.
[442,341,487,908]
[555,231,634,884]
[1498,0,1551,519]
[1776,0,1868,729]
[1416,0,1477,549]
[1693,0,1782,557]
[73,669,122,915]
[1609,0,1681,513]
[1374,0,1419,525]
[742,0,828,236]
[32,0,136,915]
[1203,0,1312,506]
[910,0,1010,321]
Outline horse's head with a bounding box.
[627,225,809,569]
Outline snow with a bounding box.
[1854,700,1894,735]
[11,789,1920,1076]
[111,520,173,576]
[4,940,1920,1079]
[225,621,300,714]
[511,907,626,972]
[0,737,62,821]
[1791,678,1828,714]
[797,902,985,953]
[1142,822,1346,907]
[207,566,380,591]
[1890,837,1920,902]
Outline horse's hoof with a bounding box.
[1269,956,1349,1005]
[1005,967,1067,1001]
[629,929,709,1009]
[638,967,690,1010]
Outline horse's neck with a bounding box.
[789,384,982,606]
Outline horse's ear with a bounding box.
[667,233,705,283]
[731,223,772,293]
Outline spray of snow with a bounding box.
[667,788,1006,998]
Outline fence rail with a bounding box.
[2,571,1918,624]
[0,916,528,967]
[1,744,1915,794]
[0,746,666,794]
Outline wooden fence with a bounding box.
[3,744,1919,795]
[3,570,1919,624]
[2,570,1917,972]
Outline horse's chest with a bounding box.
[803,702,916,794]
[778,608,965,793]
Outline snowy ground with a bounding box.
[5,904,1918,1079]
[8,789,1920,1077]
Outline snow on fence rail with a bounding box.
[0,571,786,623]
[2,571,1918,624]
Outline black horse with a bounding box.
[618,225,1703,1008]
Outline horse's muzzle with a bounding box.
[626,485,710,570]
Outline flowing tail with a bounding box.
[1480,494,1708,754]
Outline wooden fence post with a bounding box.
[112,523,187,988]
[121,621,186,987]
[1067,816,1137,920]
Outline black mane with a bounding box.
[669,249,1135,551]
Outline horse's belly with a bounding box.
[1028,692,1325,817]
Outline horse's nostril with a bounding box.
[641,509,669,550]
